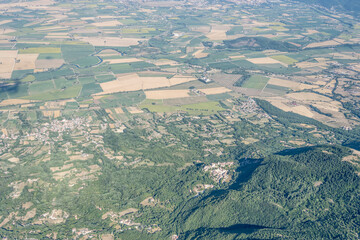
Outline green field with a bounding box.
[29,80,55,94]
[38,53,62,59]
[96,74,116,83]
[141,100,225,115]
[20,75,35,83]
[23,85,81,101]
[19,47,61,54]
[79,83,103,98]
[54,77,74,89]
[79,76,96,84]
[242,74,269,89]
[271,55,298,65]
[6,84,29,98]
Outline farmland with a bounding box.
[242,75,269,89]
[0,0,359,239]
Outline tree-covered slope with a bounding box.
[170,145,360,239]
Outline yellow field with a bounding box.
[45,34,70,39]
[96,49,122,57]
[97,74,196,95]
[168,75,196,85]
[127,107,143,114]
[188,25,211,33]
[104,58,142,64]
[0,50,17,79]
[303,29,319,35]
[295,61,327,69]
[332,52,360,60]
[229,55,245,59]
[0,99,36,107]
[145,89,190,99]
[264,97,314,118]
[268,78,316,91]
[77,37,143,47]
[14,54,39,70]
[0,50,17,58]
[43,110,61,118]
[286,92,332,102]
[247,57,287,66]
[199,87,231,94]
[153,59,179,66]
[193,49,209,58]
[0,20,12,25]
[91,20,122,27]
[142,76,171,89]
[114,107,124,114]
[35,26,68,32]
[305,40,341,48]
[206,24,232,40]
[19,47,61,54]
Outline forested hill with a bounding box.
[292,0,360,15]
[170,145,360,239]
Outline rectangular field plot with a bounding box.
[19,47,61,54]
[242,75,269,89]
[270,55,298,65]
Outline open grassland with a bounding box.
[242,75,269,89]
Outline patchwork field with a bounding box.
[97,73,196,95]
[206,24,232,40]
[77,37,144,47]
[242,75,269,89]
